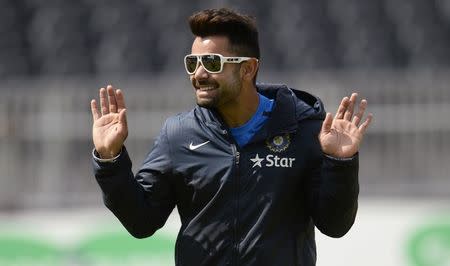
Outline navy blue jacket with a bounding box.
[93,84,359,266]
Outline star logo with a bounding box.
[250,153,264,168]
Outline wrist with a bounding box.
[324,153,358,161]
[97,148,120,159]
[93,148,122,163]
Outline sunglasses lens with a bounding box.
[185,56,198,73]
[201,54,221,73]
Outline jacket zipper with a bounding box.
[231,144,240,266]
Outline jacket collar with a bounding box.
[195,83,321,142]
[251,84,299,141]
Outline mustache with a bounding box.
[192,78,218,87]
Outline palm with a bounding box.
[93,113,127,154]
[319,93,373,158]
[91,85,128,159]
[320,119,362,158]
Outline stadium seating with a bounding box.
[0,0,449,77]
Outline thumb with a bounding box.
[320,113,333,135]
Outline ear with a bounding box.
[240,59,259,82]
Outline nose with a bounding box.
[193,63,209,80]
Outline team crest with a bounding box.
[266,134,291,153]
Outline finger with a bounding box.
[335,97,349,119]
[91,99,100,121]
[115,89,126,111]
[321,113,333,134]
[358,113,373,135]
[118,109,127,128]
[99,87,109,115]
[352,99,367,126]
[107,85,117,113]
[344,93,358,121]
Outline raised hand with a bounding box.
[319,93,373,158]
[91,85,128,159]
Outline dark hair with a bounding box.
[188,8,260,59]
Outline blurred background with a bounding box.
[0,0,449,265]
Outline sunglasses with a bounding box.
[184,53,255,74]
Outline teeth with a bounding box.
[199,86,215,91]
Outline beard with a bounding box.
[193,74,242,109]
[194,79,221,108]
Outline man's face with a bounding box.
[189,36,242,109]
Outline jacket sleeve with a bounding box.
[305,123,360,238]
[92,122,176,239]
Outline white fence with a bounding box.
[0,70,449,209]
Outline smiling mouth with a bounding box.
[197,86,217,91]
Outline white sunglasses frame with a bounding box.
[184,53,256,74]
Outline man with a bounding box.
[90,8,372,266]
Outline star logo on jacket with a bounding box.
[250,153,296,168]
[250,153,264,168]
[266,134,290,153]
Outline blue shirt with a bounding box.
[230,93,274,147]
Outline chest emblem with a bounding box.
[266,134,291,153]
